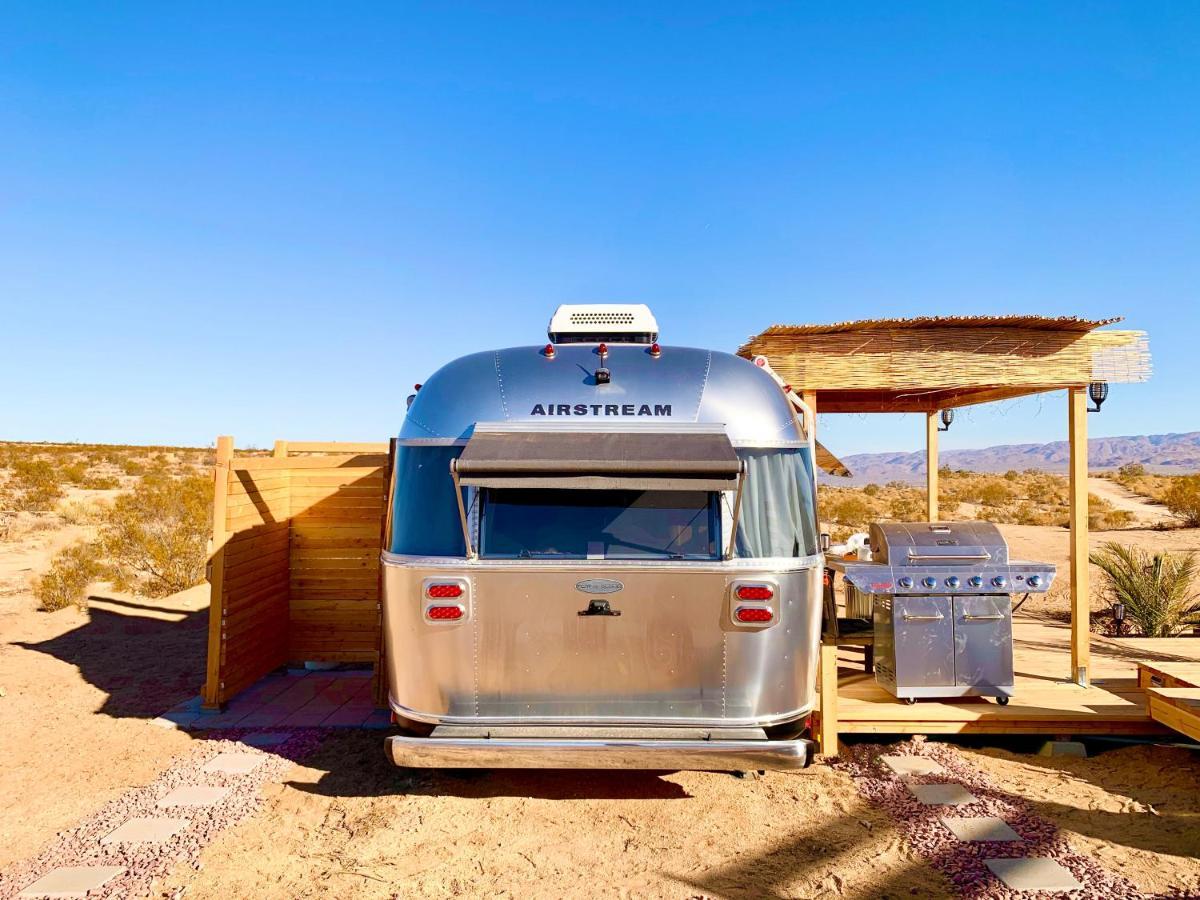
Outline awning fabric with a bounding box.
[816,440,852,478]
[456,429,741,492]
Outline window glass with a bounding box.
[734,448,818,558]
[481,488,718,560]
[388,444,466,557]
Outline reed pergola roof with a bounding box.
[737,315,1150,413]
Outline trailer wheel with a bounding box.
[996,696,1010,706]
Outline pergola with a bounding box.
[738,314,1151,686]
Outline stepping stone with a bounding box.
[18,865,124,897]
[156,785,230,808]
[907,783,978,806]
[101,816,188,844]
[940,816,1022,842]
[203,752,264,775]
[985,858,1082,892]
[880,755,946,778]
[241,731,291,747]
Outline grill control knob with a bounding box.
[992,575,1009,589]
[898,576,914,590]
[945,576,961,589]
[922,576,938,589]
[968,575,983,588]
[1027,574,1043,588]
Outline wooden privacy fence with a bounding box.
[203,438,395,709]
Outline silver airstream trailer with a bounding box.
[382,304,823,770]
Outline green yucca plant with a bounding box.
[1089,542,1200,637]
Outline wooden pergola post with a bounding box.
[1068,388,1090,685]
[926,411,939,522]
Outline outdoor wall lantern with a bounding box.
[1088,381,1109,413]
[937,408,954,432]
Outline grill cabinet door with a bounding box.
[953,595,1013,688]
[892,596,954,687]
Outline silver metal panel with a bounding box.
[953,595,1015,690]
[386,734,813,770]
[891,596,955,689]
[399,344,802,447]
[870,521,1008,566]
[839,562,1057,595]
[382,558,820,727]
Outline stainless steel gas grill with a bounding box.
[836,522,1056,704]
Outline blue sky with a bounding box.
[2,3,1197,454]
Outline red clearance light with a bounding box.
[736,585,773,601]
[735,606,774,624]
[598,342,608,356]
[650,342,662,358]
[426,605,464,621]
[427,583,464,599]
[544,343,556,358]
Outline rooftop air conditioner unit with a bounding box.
[547,304,659,344]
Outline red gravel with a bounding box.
[832,738,1145,899]
[0,729,325,900]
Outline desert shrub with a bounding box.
[1163,475,1200,527]
[79,473,121,490]
[98,471,213,597]
[3,458,65,512]
[888,493,925,521]
[33,542,101,611]
[120,457,149,477]
[1090,542,1200,637]
[58,460,89,484]
[1118,463,1147,480]
[822,493,875,530]
[1088,494,1136,531]
[861,484,880,497]
[975,479,1016,508]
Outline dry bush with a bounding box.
[58,497,110,526]
[79,473,121,490]
[1163,475,1200,527]
[3,458,65,512]
[1088,493,1136,531]
[33,542,101,611]
[1090,542,1200,636]
[98,471,213,597]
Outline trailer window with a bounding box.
[734,448,818,558]
[480,489,719,560]
[389,445,466,557]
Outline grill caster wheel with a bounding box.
[996,697,1010,706]
[904,698,917,705]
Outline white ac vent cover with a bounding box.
[548,304,658,344]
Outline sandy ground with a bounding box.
[0,516,206,869]
[3,505,1200,897]
[1087,476,1178,527]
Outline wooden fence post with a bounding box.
[817,640,840,757]
[272,440,289,459]
[202,435,234,709]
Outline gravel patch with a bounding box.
[0,729,326,900]
[832,738,1145,899]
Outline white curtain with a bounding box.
[734,449,818,558]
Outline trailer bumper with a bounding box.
[385,727,814,771]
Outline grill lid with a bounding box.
[870,521,1008,567]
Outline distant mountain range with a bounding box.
[831,431,1200,485]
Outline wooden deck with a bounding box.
[820,618,1200,745]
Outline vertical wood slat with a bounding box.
[1068,387,1091,685]
[373,437,398,709]
[926,411,939,522]
[202,435,234,709]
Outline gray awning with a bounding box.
[456,429,741,491]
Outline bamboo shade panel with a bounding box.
[738,325,1149,392]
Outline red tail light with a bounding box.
[736,585,774,601]
[426,605,464,621]
[427,583,464,599]
[735,606,774,624]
